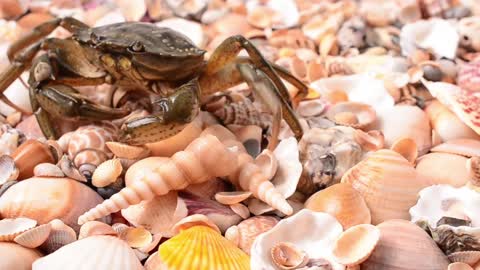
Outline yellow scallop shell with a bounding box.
[158,225,250,270]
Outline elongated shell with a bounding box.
[33,235,143,270]
[361,220,450,270]
[305,183,371,229]
[341,149,431,224]
[0,242,42,270]
[158,225,250,270]
[0,177,106,232]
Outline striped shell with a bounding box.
[14,223,52,248]
[158,225,250,270]
[0,217,37,241]
[33,235,143,270]
[40,219,77,254]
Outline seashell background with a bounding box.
[0,0,479,269]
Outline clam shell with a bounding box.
[449,262,474,270]
[390,138,418,164]
[225,216,279,255]
[92,158,123,188]
[33,163,64,177]
[341,149,431,224]
[0,242,42,270]
[326,102,377,129]
[305,183,371,229]
[33,235,144,270]
[449,251,480,266]
[40,219,77,254]
[431,139,480,157]
[14,223,51,248]
[78,221,116,240]
[158,225,250,270]
[105,141,150,160]
[271,242,309,270]
[12,140,55,180]
[0,177,107,232]
[361,220,450,270]
[0,217,37,241]
[230,203,250,219]
[121,191,187,237]
[416,153,469,187]
[215,191,252,205]
[0,155,18,184]
[118,227,152,248]
[332,224,380,266]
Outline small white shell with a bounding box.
[271,242,309,270]
[92,159,123,188]
[33,163,64,178]
[269,137,303,199]
[0,217,37,242]
[14,223,52,248]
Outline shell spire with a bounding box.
[78,134,239,225]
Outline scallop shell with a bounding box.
[431,139,480,157]
[305,183,371,229]
[416,153,469,187]
[361,219,450,270]
[12,139,55,180]
[215,191,252,205]
[251,209,344,270]
[0,217,37,241]
[92,158,123,188]
[121,190,187,237]
[33,163,65,177]
[14,223,51,248]
[0,177,107,232]
[158,225,250,270]
[40,219,77,254]
[341,149,431,224]
[271,242,309,270]
[225,216,279,255]
[333,224,380,266]
[0,242,42,270]
[78,221,116,240]
[449,262,474,270]
[33,235,144,270]
[0,155,18,184]
[326,102,376,130]
[105,141,150,160]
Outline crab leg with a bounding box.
[200,35,304,140]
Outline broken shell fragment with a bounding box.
[326,102,376,130]
[105,141,150,160]
[230,203,250,219]
[448,262,474,270]
[0,155,18,185]
[78,221,116,240]
[118,227,153,248]
[215,191,252,205]
[14,223,52,248]
[390,138,418,164]
[332,224,380,266]
[92,158,123,188]
[0,217,37,242]
[271,242,309,270]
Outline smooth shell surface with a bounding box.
[361,220,450,270]
[0,177,106,232]
[332,224,380,266]
[416,153,469,187]
[341,149,431,224]
[92,158,123,188]
[33,235,144,270]
[0,242,42,270]
[326,102,376,129]
[305,183,371,229]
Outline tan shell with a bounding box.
[431,139,480,158]
[0,217,37,241]
[254,149,278,180]
[33,235,144,270]
[145,251,167,270]
[448,251,480,266]
[33,163,64,178]
[40,219,77,254]
[230,203,250,219]
[118,227,153,248]
[14,223,52,248]
[333,224,380,266]
[341,149,431,224]
[225,216,279,255]
[105,141,150,160]
[92,158,123,188]
[173,214,221,234]
[361,220,450,270]
[11,140,55,180]
[0,177,106,232]
[0,242,42,270]
[416,153,469,187]
[271,242,309,270]
[215,191,253,205]
[305,183,371,229]
[78,221,116,240]
[449,262,474,270]
[390,138,418,164]
[0,155,18,185]
[326,102,376,130]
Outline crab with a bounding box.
[0,17,308,145]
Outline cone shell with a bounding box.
[333,224,380,266]
[158,225,250,270]
[92,158,123,188]
[33,235,144,270]
[0,217,37,241]
[0,177,106,232]
[12,140,55,180]
[341,149,431,224]
[416,153,469,187]
[326,102,376,130]
[0,242,42,270]
[305,183,371,229]
[14,223,52,248]
[225,216,279,255]
[361,220,450,270]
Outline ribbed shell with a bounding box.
[341,149,431,224]
[158,225,250,270]
[33,235,143,270]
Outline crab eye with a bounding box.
[130,41,144,52]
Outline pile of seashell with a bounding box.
[0,0,480,269]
